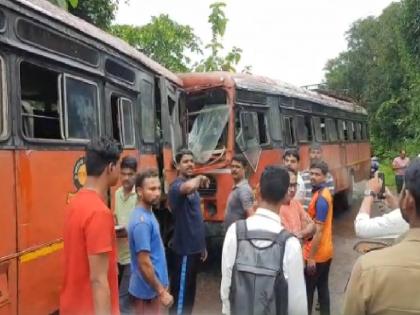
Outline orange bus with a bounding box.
[0,0,181,314]
[175,72,370,241]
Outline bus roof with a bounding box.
[17,0,182,86]
[179,72,367,115]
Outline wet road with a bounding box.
[193,182,373,315]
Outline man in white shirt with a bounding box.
[221,166,307,315]
[283,149,305,202]
[354,176,409,239]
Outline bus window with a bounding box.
[0,56,4,138]
[361,123,368,140]
[347,121,355,141]
[111,95,135,147]
[326,118,338,141]
[313,116,327,142]
[356,122,362,140]
[341,120,349,141]
[257,112,269,144]
[141,80,155,144]
[267,102,282,142]
[296,115,313,142]
[20,62,62,139]
[237,112,259,150]
[283,116,296,146]
[64,75,99,140]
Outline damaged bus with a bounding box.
[177,72,370,241]
[0,0,181,314]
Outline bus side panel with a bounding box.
[322,144,348,192]
[0,260,17,315]
[345,143,359,170]
[18,251,63,315]
[356,142,371,181]
[15,150,84,315]
[138,153,158,171]
[0,151,17,315]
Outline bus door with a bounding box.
[159,77,183,190]
[0,53,17,315]
[16,58,102,315]
[105,83,139,209]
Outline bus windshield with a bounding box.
[188,104,229,163]
[186,89,228,163]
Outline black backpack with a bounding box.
[229,219,292,315]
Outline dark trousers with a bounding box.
[305,259,332,315]
[118,263,132,315]
[169,252,201,315]
[395,175,404,194]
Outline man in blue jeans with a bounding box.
[128,169,173,314]
[168,149,209,315]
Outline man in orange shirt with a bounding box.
[279,169,315,240]
[303,161,333,315]
[60,137,122,315]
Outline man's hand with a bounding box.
[383,187,399,209]
[159,290,174,308]
[306,259,316,276]
[199,175,210,189]
[367,176,382,194]
[201,248,208,262]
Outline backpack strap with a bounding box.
[236,220,280,242]
[275,229,293,274]
[235,219,247,241]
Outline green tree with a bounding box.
[69,0,120,30]
[110,15,202,72]
[47,0,78,10]
[195,2,245,72]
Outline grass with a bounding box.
[378,159,396,188]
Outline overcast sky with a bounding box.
[115,0,395,86]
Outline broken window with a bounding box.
[257,112,269,144]
[339,120,349,141]
[326,118,338,141]
[356,122,362,140]
[141,80,155,144]
[20,62,62,139]
[296,115,313,142]
[236,111,262,171]
[267,100,281,141]
[283,116,296,146]
[111,95,135,147]
[64,75,99,140]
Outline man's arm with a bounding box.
[355,209,409,239]
[220,224,237,315]
[298,207,316,240]
[85,211,114,315]
[284,237,308,315]
[342,258,367,315]
[138,252,173,306]
[238,186,255,218]
[179,175,209,195]
[88,253,111,315]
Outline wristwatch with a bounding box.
[364,189,377,198]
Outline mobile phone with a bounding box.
[377,172,385,198]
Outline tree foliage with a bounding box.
[195,2,245,72]
[324,0,420,155]
[111,1,248,73]
[110,15,202,72]
[47,0,78,10]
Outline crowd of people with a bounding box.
[58,137,420,315]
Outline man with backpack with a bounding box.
[221,165,307,315]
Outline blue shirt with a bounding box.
[312,184,329,222]
[168,177,206,255]
[128,207,168,299]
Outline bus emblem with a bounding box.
[73,157,87,190]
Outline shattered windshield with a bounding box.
[188,104,229,163]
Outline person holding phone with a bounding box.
[354,174,409,239]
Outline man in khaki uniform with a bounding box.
[343,158,420,315]
[115,156,138,314]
